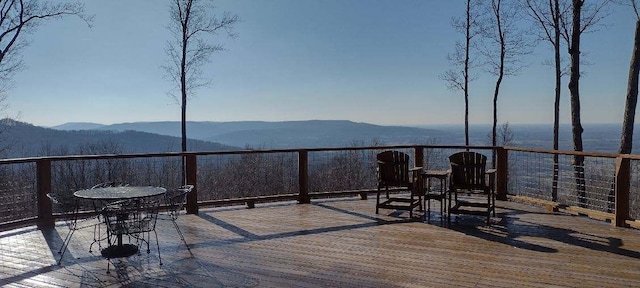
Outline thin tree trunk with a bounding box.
[180,1,192,183]
[464,0,471,148]
[552,0,561,202]
[609,18,640,212]
[569,0,585,207]
[491,0,505,169]
[491,74,502,168]
[620,19,640,155]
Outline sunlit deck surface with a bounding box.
[2,197,640,287]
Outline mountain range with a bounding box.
[1,119,633,159]
[51,120,450,149]
[0,119,452,158]
[0,119,236,158]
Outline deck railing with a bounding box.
[0,145,636,231]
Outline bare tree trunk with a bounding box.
[491,48,504,169]
[609,18,640,212]
[165,0,237,183]
[620,19,640,155]
[552,0,561,202]
[569,0,586,207]
[464,0,471,148]
[180,1,192,183]
[491,0,506,168]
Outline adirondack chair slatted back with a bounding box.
[449,152,487,191]
[377,150,410,188]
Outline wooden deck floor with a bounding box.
[1,197,640,287]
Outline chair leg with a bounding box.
[58,227,77,265]
[147,229,162,266]
[89,223,106,253]
[447,190,452,224]
[427,197,431,222]
[425,181,431,221]
[486,193,491,225]
[146,231,151,254]
[492,191,496,217]
[440,178,445,219]
[375,189,380,214]
[171,218,191,251]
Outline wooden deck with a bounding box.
[1,197,640,287]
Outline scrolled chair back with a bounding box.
[165,185,194,217]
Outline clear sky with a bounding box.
[6,0,638,127]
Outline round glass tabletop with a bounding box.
[73,186,166,200]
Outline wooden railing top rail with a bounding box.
[505,146,622,158]
[0,143,637,230]
[0,145,496,165]
[8,145,640,166]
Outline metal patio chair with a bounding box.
[161,185,194,252]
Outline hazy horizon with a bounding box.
[7,1,636,127]
[45,119,628,128]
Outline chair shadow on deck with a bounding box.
[447,204,640,259]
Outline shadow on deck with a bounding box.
[1,197,640,287]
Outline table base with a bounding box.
[101,244,138,258]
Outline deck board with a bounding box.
[1,197,640,287]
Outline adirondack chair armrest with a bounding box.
[486,168,497,191]
[409,167,424,188]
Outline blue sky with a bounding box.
[7,0,638,127]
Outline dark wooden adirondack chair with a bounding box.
[448,151,495,225]
[375,150,423,218]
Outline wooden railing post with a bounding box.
[298,150,310,204]
[614,156,630,227]
[37,159,53,228]
[414,146,424,168]
[496,147,508,201]
[185,154,198,214]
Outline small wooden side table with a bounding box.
[422,170,449,221]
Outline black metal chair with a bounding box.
[88,182,130,253]
[47,192,100,264]
[161,185,194,252]
[102,198,162,273]
[129,199,162,263]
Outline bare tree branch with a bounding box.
[0,0,92,88]
[164,0,238,181]
[440,0,483,146]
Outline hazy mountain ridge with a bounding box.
[53,120,450,149]
[51,122,106,130]
[40,120,636,154]
[1,119,237,158]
